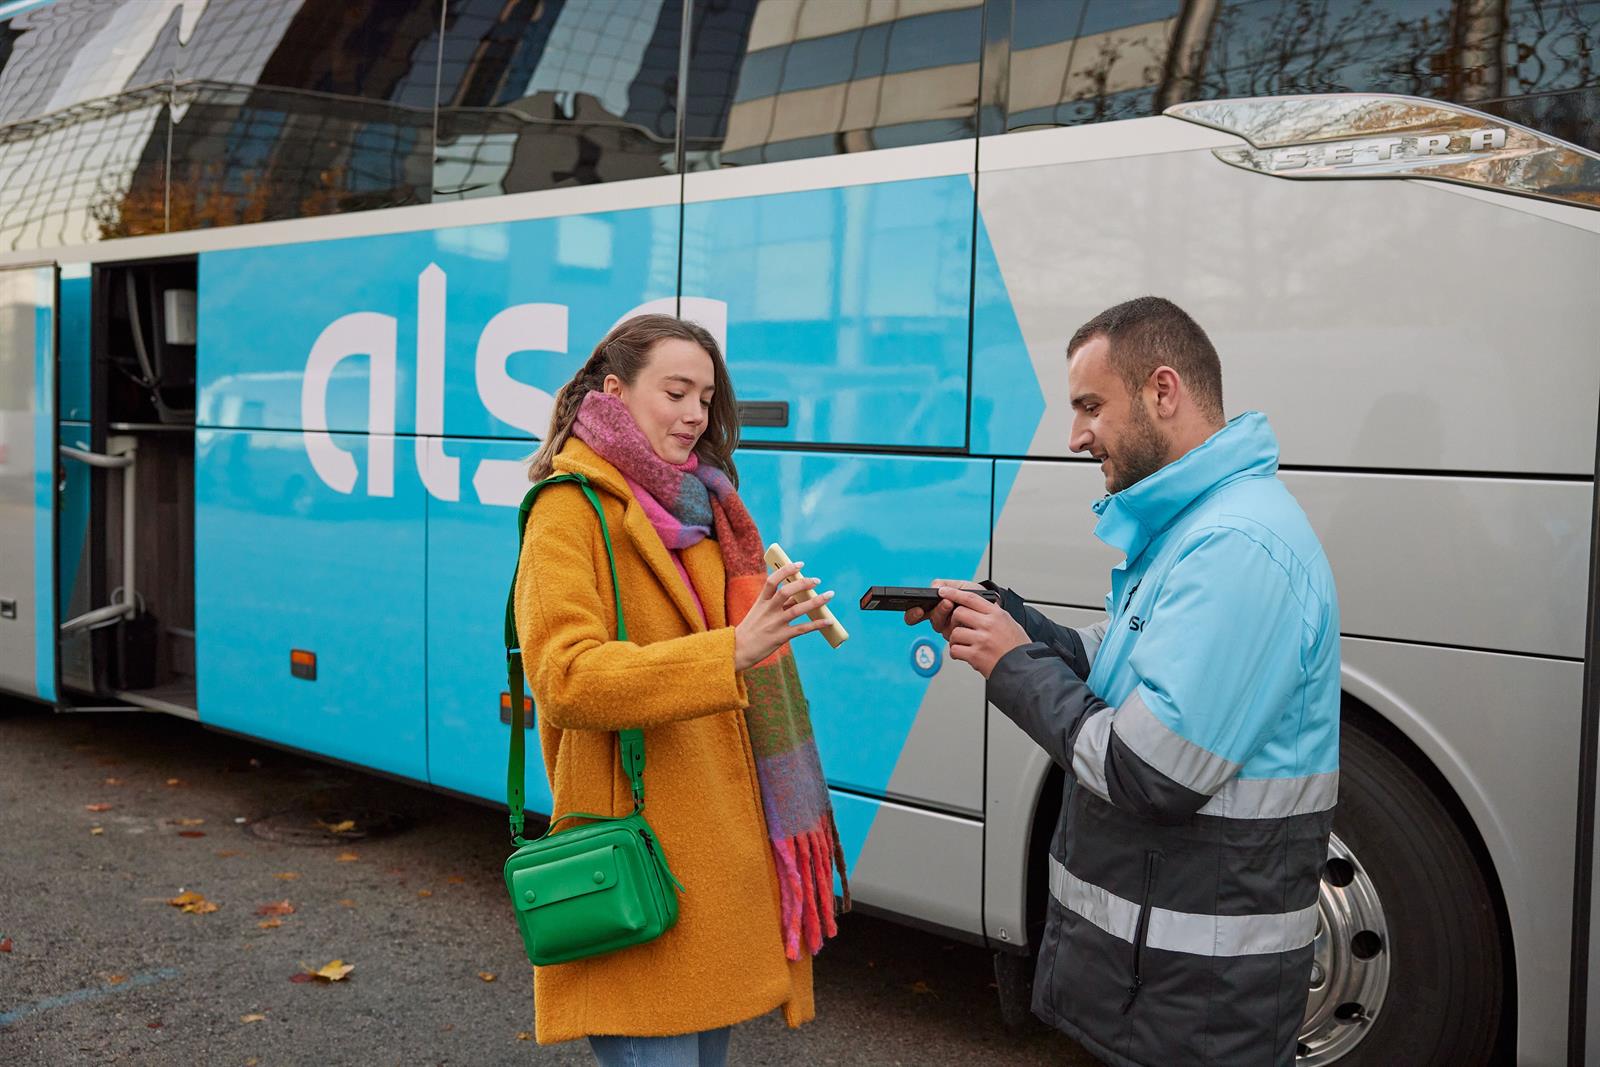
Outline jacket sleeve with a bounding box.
[987,528,1306,823]
[983,581,1106,680]
[515,484,750,731]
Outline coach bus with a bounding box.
[0,0,1596,1062]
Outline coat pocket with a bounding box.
[1121,849,1162,1014]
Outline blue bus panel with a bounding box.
[194,427,427,781]
[682,176,974,449]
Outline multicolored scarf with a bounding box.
[572,391,849,960]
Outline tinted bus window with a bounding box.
[161,0,441,232]
[688,0,982,167]
[0,1,173,250]
[433,0,683,199]
[1000,0,1600,152]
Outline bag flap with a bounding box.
[509,843,620,912]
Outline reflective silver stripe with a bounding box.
[1197,770,1339,819]
[1070,707,1115,802]
[1114,688,1240,795]
[1048,855,1317,957]
[1075,619,1109,667]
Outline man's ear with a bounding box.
[1149,366,1182,419]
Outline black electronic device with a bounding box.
[859,586,1001,612]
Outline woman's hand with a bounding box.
[733,561,835,672]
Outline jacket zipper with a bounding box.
[1121,850,1161,1014]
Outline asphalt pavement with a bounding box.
[0,698,1094,1066]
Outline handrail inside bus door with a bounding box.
[58,440,139,633]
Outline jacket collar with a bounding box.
[552,438,716,633]
[1091,411,1280,563]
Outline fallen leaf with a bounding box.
[273,872,299,881]
[0,938,12,952]
[335,852,359,863]
[478,972,496,982]
[107,974,126,984]
[170,818,205,827]
[288,972,313,984]
[256,900,295,917]
[165,778,184,787]
[312,960,353,982]
[337,899,357,908]
[417,889,432,898]
[215,850,241,858]
[517,1032,532,1041]
[257,919,282,930]
[446,875,465,885]
[177,831,206,839]
[246,1060,259,1066]
[240,1013,267,1024]
[910,980,936,996]
[103,778,124,786]
[147,1020,162,1029]
[167,891,219,914]
[90,827,104,836]
[85,803,113,813]
[441,1023,455,1032]
[316,819,356,834]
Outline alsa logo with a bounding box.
[300,262,727,508]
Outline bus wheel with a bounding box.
[1298,719,1504,1064]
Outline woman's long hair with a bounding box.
[526,314,741,487]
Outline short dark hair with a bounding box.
[1066,296,1223,421]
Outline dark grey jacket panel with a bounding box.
[986,581,1093,679]
[987,608,1329,1067]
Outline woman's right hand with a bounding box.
[733,562,835,672]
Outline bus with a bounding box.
[0,1,1596,1062]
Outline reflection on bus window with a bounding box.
[689,0,982,168]
[433,0,682,199]
[1002,0,1600,151]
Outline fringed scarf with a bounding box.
[572,391,849,960]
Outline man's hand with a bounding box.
[940,586,1031,679]
[903,578,984,639]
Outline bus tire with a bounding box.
[1302,715,1506,1064]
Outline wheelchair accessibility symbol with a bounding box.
[911,638,941,678]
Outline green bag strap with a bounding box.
[505,472,645,845]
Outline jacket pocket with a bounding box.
[1121,849,1162,1014]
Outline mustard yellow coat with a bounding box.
[514,438,814,1043]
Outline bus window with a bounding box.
[160,0,440,232]
[686,0,982,168]
[433,0,684,199]
[998,0,1600,151]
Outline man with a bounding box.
[911,297,1340,1066]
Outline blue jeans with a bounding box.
[588,1027,732,1067]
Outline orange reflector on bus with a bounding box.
[290,650,317,681]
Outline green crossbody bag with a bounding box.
[502,472,684,967]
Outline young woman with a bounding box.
[515,314,849,1066]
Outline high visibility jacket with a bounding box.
[987,412,1340,1067]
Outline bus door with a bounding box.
[0,263,58,704]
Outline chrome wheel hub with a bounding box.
[1298,832,1391,1064]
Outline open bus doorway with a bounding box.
[60,256,197,716]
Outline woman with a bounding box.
[515,314,850,1065]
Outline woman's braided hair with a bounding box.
[526,313,740,486]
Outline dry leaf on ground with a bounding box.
[165,778,184,787]
[417,890,433,898]
[0,938,12,953]
[337,899,357,908]
[311,960,354,982]
[103,778,123,786]
[89,827,104,835]
[166,891,219,914]
[316,819,356,833]
[84,803,112,813]
[273,872,300,881]
[170,818,205,827]
[107,974,126,984]
[336,852,359,862]
[178,831,206,838]
[257,919,283,930]
[256,900,295,916]
[517,1032,532,1041]
[478,972,496,982]
[240,1013,267,1024]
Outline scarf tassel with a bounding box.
[776,820,849,961]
